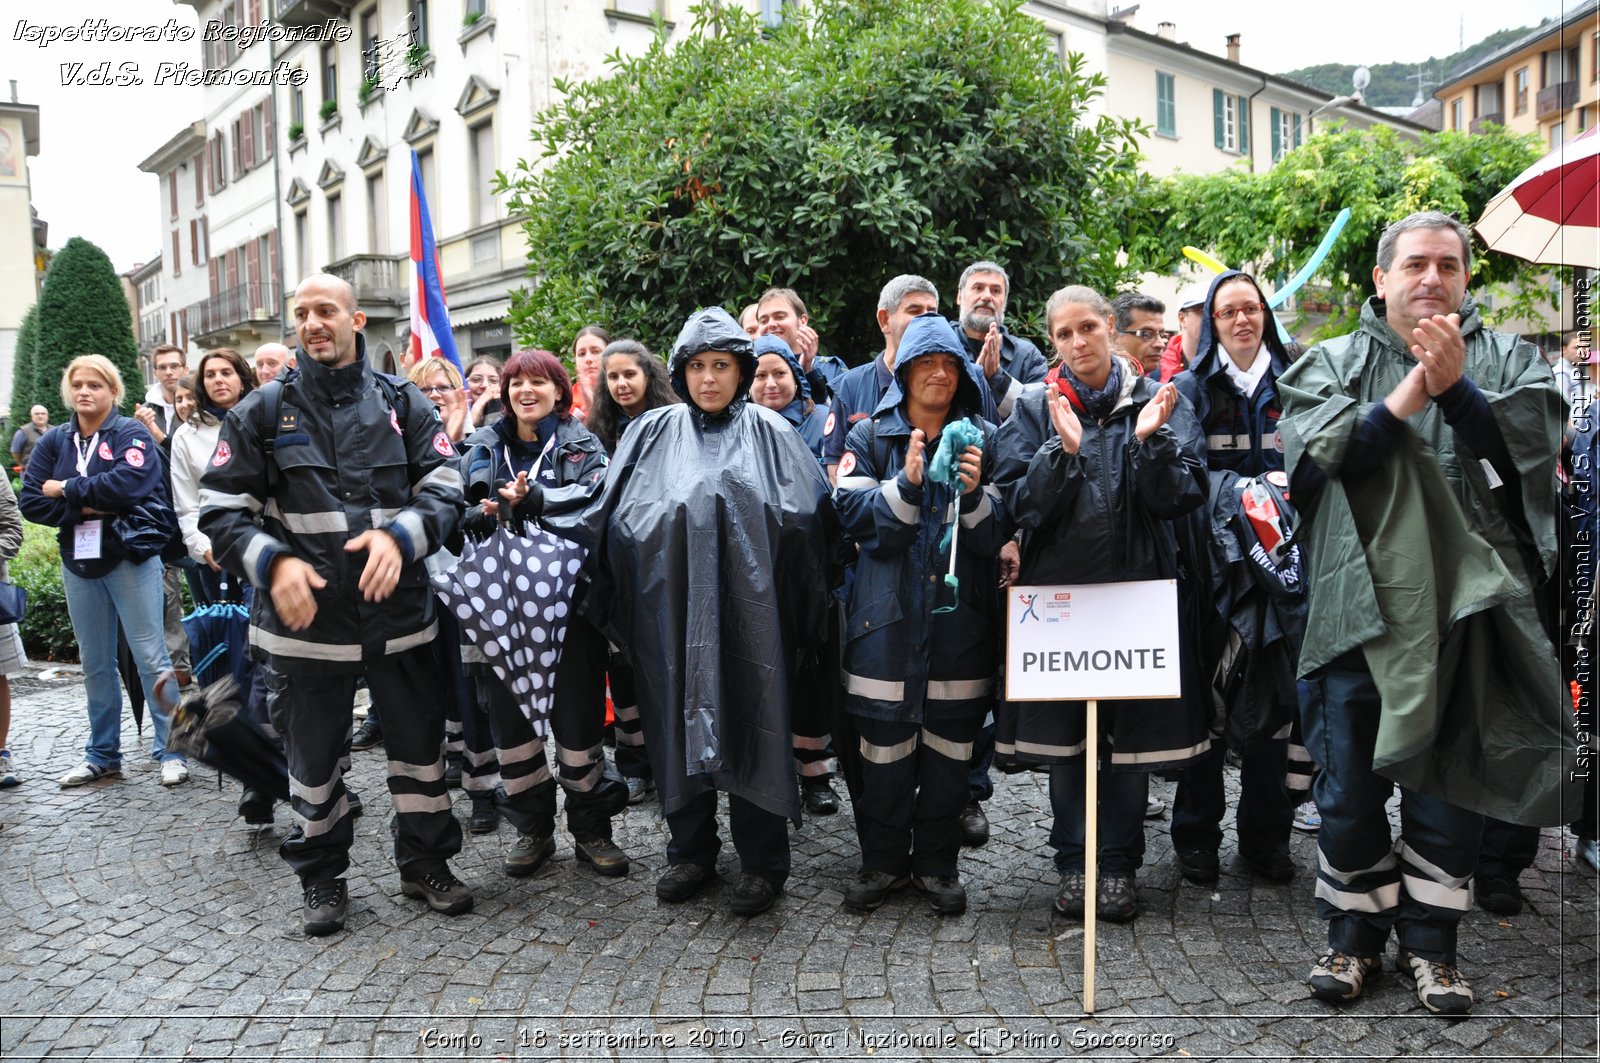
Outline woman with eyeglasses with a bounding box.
[991,285,1209,925]
[410,357,469,442]
[1167,270,1304,889]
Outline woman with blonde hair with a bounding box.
[409,356,468,441]
[20,355,190,788]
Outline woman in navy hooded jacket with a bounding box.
[833,313,1008,917]
[21,355,189,787]
[1168,270,1299,887]
[991,285,1208,924]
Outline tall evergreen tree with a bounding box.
[32,237,142,423]
[9,302,39,429]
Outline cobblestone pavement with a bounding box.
[0,666,1595,1061]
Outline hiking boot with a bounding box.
[624,776,654,805]
[656,862,715,902]
[467,794,500,834]
[349,718,382,752]
[0,750,18,788]
[912,874,967,916]
[1308,950,1381,1004]
[573,835,631,877]
[728,872,782,916]
[302,878,347,936]
[1177,848,1220,884]
[1476,875,1523,916]
[801,776,839,815]
[1396,949,1473,1015]
[1096,872,1138,923]
[59,762,120,787]
[957,802,989,847]
[1053,872,1087,918]
[843,870,909,912]
[400,867,474,915]
[503,832,556,878]
[1243,849,1296,883]
[238,788,274,825]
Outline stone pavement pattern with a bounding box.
[0,668,1595,1060]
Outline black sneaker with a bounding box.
[400,867,474,915]
[350,719,383,752]
[958,802,990,847]
[801,776,840,815]
[912,874,967,915]
[656,862,715,902]
[1243,849,1297,883]
[503,832,556,878]
[843,870,909,912]
[1096,872,1138,923]
[1177,848,1220,884]
[468,794,500,834]
[1053,872,1086,918]
[1476,875,1524,916]
[238,788,274,825]
[302,878,347,936]
[573,835,631,877]
[728,872,782,916]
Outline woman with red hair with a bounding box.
[454,349,629,879]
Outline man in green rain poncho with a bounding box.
[1278,211,1580,1018]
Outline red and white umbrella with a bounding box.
[1476,126,1600,269]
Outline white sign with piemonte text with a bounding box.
[1006,581,1181,701]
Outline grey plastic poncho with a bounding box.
[547,308,840,820]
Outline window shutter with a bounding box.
[1238,96,1250,154]
[208,257,218,296]
[190,220,198,265]
[268,231,280,295]
[1213,89,1225,148]
[1292,113,1302,149]
[172,230,182,275]
[261,102,273,161]
[1270,107,1280,161]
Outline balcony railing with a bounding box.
[1537,81,1579,121]
[184,280,282,339]
[274,0,356,29]
[324,253,407,317]
[1469,111,1505,133]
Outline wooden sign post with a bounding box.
[1006,580,1182,1014]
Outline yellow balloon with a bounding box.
[1182,246,1229,274]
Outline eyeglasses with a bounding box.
[1213,303,1267,322]
[1117,328,1161,342]
[420,384,454,395]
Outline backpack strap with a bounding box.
[255,379,285,496]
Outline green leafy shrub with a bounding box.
[11,520,76,663]
[501,0,1151,360]
[287,121,305,142]
[9,304,38,430]
[319,98,338,122]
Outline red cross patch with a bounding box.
[211,441,232,468]
[838,451,857,477]
[824,411,836,436]
[97,442,114,461]
[124,447,145,468]
[432,431,454,457]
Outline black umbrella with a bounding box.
[432,524,585,736]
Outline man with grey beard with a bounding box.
[951,260,1047,421]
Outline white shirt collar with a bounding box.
[1223,343,1271,397]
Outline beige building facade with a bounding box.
[0,91,45,420]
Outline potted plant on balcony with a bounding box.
[287,121,305,144]
[358,77,379,105]
[319,98,338,123]
[406,42,429,69]
[464,10,484,27]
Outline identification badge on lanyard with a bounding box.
[73,520,103,561]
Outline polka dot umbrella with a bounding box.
[431,525,587,735]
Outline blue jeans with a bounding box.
[1049,759,1149,875]
[62,557,180,769]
